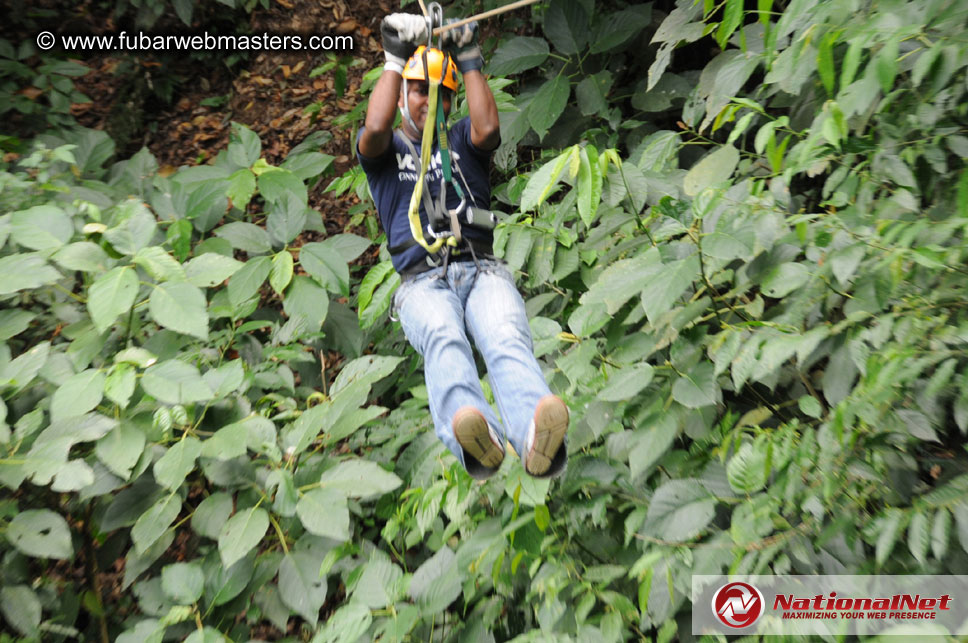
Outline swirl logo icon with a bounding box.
[712,581,765,628]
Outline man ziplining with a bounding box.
[356,8,569,480]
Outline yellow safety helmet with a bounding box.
[403,45,460,92]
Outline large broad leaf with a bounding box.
[319,459,403,501]
[104,200,157,255]
[0,253,61,295]
[583,249,662,315]
[528,76,571,139]
[590,7,651,53]
[760,262,810,298]
[408,546,462,614]
[161,562,204,604]
[629,414,678,481]
[278,552,328,626]
[191,492,233,540]
[269,250,294,295]
[640,255,700,323]
[0,586,41,636]
[283,275,329,329]
[330,355,403,396]
[520,148,572,212]
[214,222,272,254]
[543,0,589,55]
[131,493,181,554]
[141,360,213,404]
[95,424,146,479]
[683,145,739,196]
[133,246,186,282]
[640,479,716,542]
[257,168,307,205]
[88,266,139,334]
[226,168,256,209]
[672,362,721,409]
[600,363,655,402]
[227,122,261,167]
[153,437,202,490]
[149,282,209,340]
[487,37,549,75]
[184,253,244,288]
[353,551,403,609]
[10,205,73,250]
[50,369,105,423]
[295,487,350,540]
[227,255,272,308]
[299,240,350,296]
[7,509,73,559]
[266,193,308,245]
[199,422,248,460]
[218,506,269,569]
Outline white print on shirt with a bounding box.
[395,148,461,172]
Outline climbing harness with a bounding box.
[391,3,500,271]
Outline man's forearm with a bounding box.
[464,70,500,151]
[359,69,402,157]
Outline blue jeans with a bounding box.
[393,258,566,479]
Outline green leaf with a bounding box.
[132,494,181,554]
[590,8,651,54]
[266,193,308,245]
[640,479,715,542]
[153,437,202,490]
[320,459,403,500]
[10,205,74,250]
[199,422,248,460]
[192,492,233,540]
[95,423,145,479]
[0,341,50,391]
[269,250,294,295]
[576,72,613,117]
[149,282,208,340]
[104,200,157,255]
[215,222,272,254]
[727,442,768,493]
[257,168,307,205]
[760,262,810,298]
[640,255,699,323]
[330,354,403,396]
[529,76,571,139]
[600,363,654,402]
[278,553,328,626]
[683,145,739,196]
[817,30,837,95]
[0,309,36,341]
[161,562,204,604]
[283,275,329,329]
[0,586,42,636]
[672,362,720,409]
[576,146,603,226]
[314,601,372,643]
[715,0,743,49]
[876,38,898,94]
[486,37,549,75]
[932,508,951,560]
[908,510,930,565]
[629,414,677,481]
[227,255,272,308]
[295,487,350,540]
[7,509,73,559]
[798,395,823,418]
[218,506,269,569]
[876,509,905,566]
[280,152,334,180]
[299,240,350,296]
[0,253,61,295]
[357,268,398,330]
[226,169,256,209]
[141,361,213,404]
[50,368,105,422]
[228,122,261,167]
[543,0,588,55]
[184,253,244,288]
[133,246,186,282]
[409,546,462,614]
[87,266,139,334]
[521,148,572,212]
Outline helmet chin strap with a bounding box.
[401,78,421,137]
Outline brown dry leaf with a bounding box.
[276,0,295,9]
[292,61,305,75]
[19,87,43,100]
[281,65,291,79]
[336,19,357,34]
[157,165,178,177]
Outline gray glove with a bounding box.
[442,19,483,74]
[381,13,428,74]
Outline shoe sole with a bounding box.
[526,396,569,476]
[454,410,504,469]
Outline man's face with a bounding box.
[399,80,453,135]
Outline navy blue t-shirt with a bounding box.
[356,117,494,273]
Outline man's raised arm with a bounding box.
[444,21,500,151]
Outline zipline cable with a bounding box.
[432,0,542,35]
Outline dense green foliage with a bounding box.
[2,0,968,640]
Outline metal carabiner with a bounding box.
[428,2,444,49]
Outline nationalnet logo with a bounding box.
[712,581,765,628]
[694,575,968,636]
